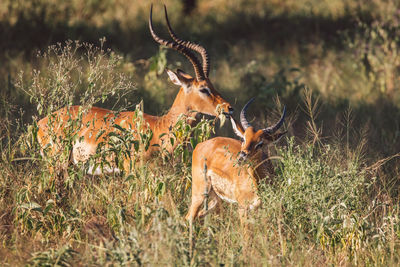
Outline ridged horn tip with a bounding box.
[163,4,210,78]
[149,4,205,81]
[240,98,255,130]
[264,106,286,134]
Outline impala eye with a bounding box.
[199,88,211,96]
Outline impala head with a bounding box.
[149,5,233,117]
[230,98,287,161]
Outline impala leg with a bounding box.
[185,194,205,222]
[237,193,261,227]
[185,172,212,222]
[197,190,220,217]
[237,205,251,248]
[238,206,248,227]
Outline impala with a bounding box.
[37,5,233,174]
[186,99,286,222]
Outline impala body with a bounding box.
[37,5,232,174]
[186,99,286,222]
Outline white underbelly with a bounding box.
[208,170,237,204]
[72,141,120,175]
[86,165,120,175]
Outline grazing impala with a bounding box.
[186,99,286,222]
[37,5,233,174]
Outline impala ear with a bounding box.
[230,117,245,140]
[166,69,193,92]
[176,69,193,80]
[166,69,182,85]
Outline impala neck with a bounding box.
[159,88,198,127]
[251,150,275,182]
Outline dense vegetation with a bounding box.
[0,0,399,265]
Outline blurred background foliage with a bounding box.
[1,0,399,153]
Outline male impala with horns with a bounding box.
[186,99,287,223]
[37,5,233,175]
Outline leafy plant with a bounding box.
[27,245,77,267]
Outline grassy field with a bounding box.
[1,0,400,265]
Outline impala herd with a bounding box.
[37,5,287,223]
